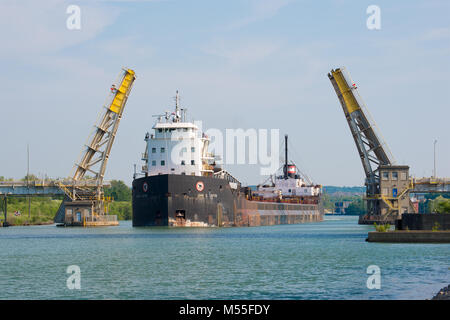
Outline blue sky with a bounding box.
[1,0,449,186]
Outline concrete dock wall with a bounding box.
[397,213,450,230]
[367,231,450,243]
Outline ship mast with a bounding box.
[284,134,288,179]
[174,90,180,122]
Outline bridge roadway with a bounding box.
[411,178,450,193]
[0,181,64,196]
[0,180,111,197]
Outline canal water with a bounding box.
[0,216,448,299]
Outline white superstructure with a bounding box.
[255,174,321,198]
[252,135,321,199]
[141,91,215,177]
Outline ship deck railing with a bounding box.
[249,196,319,205]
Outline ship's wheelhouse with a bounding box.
[140,91,215,177]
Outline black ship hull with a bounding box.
[132,174,323,227]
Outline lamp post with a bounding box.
[433,139,437,178]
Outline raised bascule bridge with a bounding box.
[0,68,136,227]
[328,67,450,224]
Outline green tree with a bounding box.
[21,174,39,182]
[0,176,14,182]
[321,192,333,211]
[104,180,131,201]
[345,197,366,215]
[430,196,450,214]
[109,201,132,220]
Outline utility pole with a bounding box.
[433,139,437,178]
[27,143,31,219]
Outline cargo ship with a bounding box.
[132,92,323,227]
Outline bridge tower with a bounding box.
[328,67,414,224]
[55,68,136,225]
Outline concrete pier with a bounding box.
[367,230,450,243]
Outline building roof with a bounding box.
[379,165,409,170]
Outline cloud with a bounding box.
[83,0,162,2]
[226,0,293,30]
[0,0,120,59]
[94,35,155,62]
[420,27,450,41]
[202,38,281,65]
